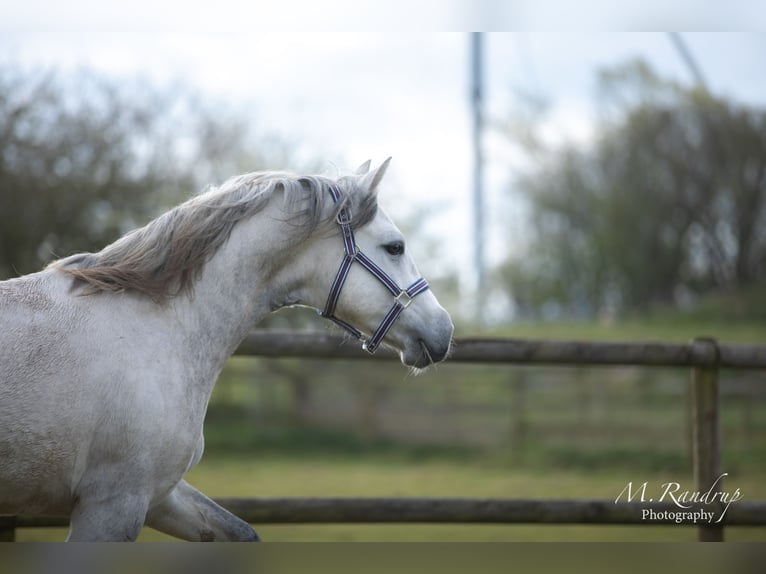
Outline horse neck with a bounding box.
[168,212,306,373]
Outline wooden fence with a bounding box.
[3,331,766,542]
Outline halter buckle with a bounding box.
[394,290,413,309]
[336,208,353,225]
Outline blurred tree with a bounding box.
[0,67,274,278]
[501,60,766,318]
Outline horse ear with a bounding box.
[355,160,371,175]
[360,157,391,195]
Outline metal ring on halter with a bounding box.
[319,183,429,354]
[394,290,413,309]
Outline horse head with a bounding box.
[298,159,454,369]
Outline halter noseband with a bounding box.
[319,184,430,354]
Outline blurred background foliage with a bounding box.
[5,60,766,325]
[0,67,294,278]
[3,57,765,541]
[501,59,766,321]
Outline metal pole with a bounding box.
[470,32,486,321]
[668,33,710,93]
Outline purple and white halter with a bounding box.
[319,184,430,354]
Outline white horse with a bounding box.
[0,159,453,541]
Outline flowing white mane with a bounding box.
[50,171,378,302]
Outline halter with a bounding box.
[319,184,430,353]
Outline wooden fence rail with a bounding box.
[4,330,766,542]
[235,330,766,368]
[4,498,766,530]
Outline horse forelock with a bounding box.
[50,171,378,303]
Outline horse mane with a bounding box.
[51,171,378,303]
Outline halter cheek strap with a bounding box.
[319,184,430,354]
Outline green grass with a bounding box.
[492,288,766,344]
[500,317,766,344]
[15,453,766,542]
[13,299,766,542]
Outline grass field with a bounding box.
[498,287,766,344]
[15,453,766,542]
[12,302,766,542]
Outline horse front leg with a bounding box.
[145,479,259,541]
[67,493,150,541]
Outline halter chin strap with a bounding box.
[319,183,430,354]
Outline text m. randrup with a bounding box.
[615,473,743,523]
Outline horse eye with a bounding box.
[384,241,405,256]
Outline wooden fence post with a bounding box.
[690,337,723,542]
[0,516,16,541]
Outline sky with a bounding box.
[2,5,765,317]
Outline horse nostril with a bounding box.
[419,339,449,364]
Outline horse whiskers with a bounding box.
[420,339,434,365]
